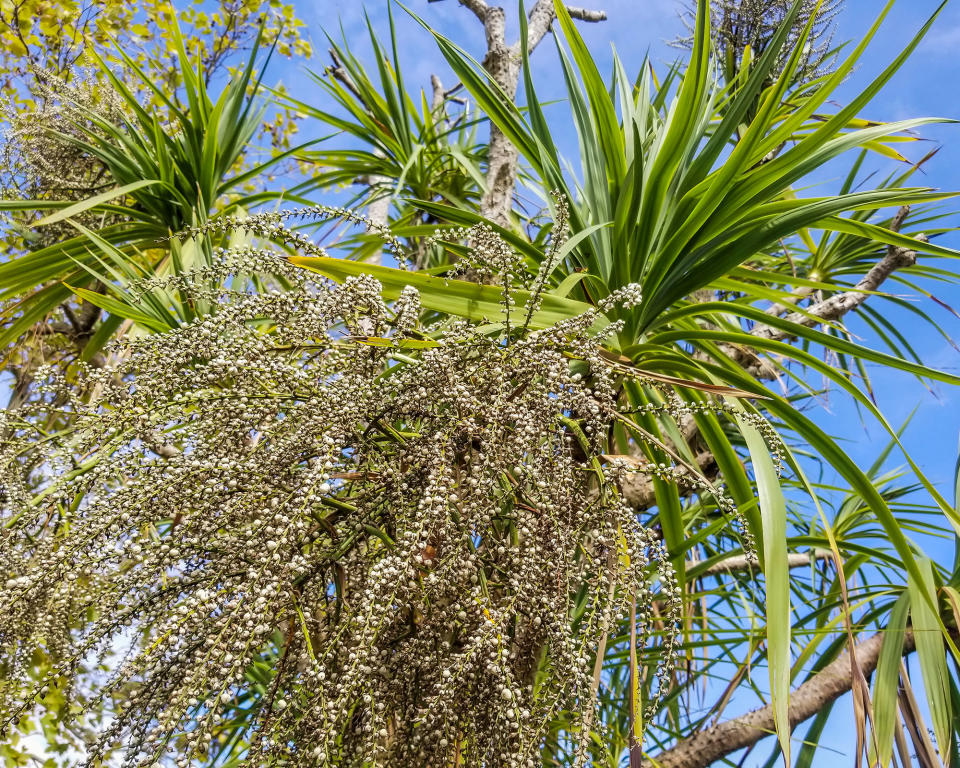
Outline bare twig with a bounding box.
[565,6,608,21]
[688,549,832,577]
[430,74,445,111]
[325,48,364,102]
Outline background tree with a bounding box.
[0,0,310,106]
[673,0,844,87]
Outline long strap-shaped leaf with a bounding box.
[736,403,792,766]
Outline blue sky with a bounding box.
[273,1,960,764]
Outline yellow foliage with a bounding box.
[0,0,311,147]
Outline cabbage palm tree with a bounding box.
[294,0,960,764]
[2,0,959,766]
[280,9,487,265]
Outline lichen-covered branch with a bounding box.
[689,549,832,577]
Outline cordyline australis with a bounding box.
[0,209,766,767]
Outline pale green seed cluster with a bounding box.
[0,211,770,767]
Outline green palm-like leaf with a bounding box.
[382,1,960,761]
[1,19,306,361]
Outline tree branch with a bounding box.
[434,0,605,226]
[526,0,557,51]
[689,549,832,577]
[565,5,608,21]
[528,0,607,49]
[729,206,922,377]
[430,74,445,112]
[325,48,364,102]
[643,629,917,768]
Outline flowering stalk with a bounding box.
[0,213,758,767]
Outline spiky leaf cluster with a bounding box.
[0,225,687,767]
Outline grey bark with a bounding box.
[688,549,832,577]
[446,0,606,227]
[642,630,917,768]
[731,205,922,378]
